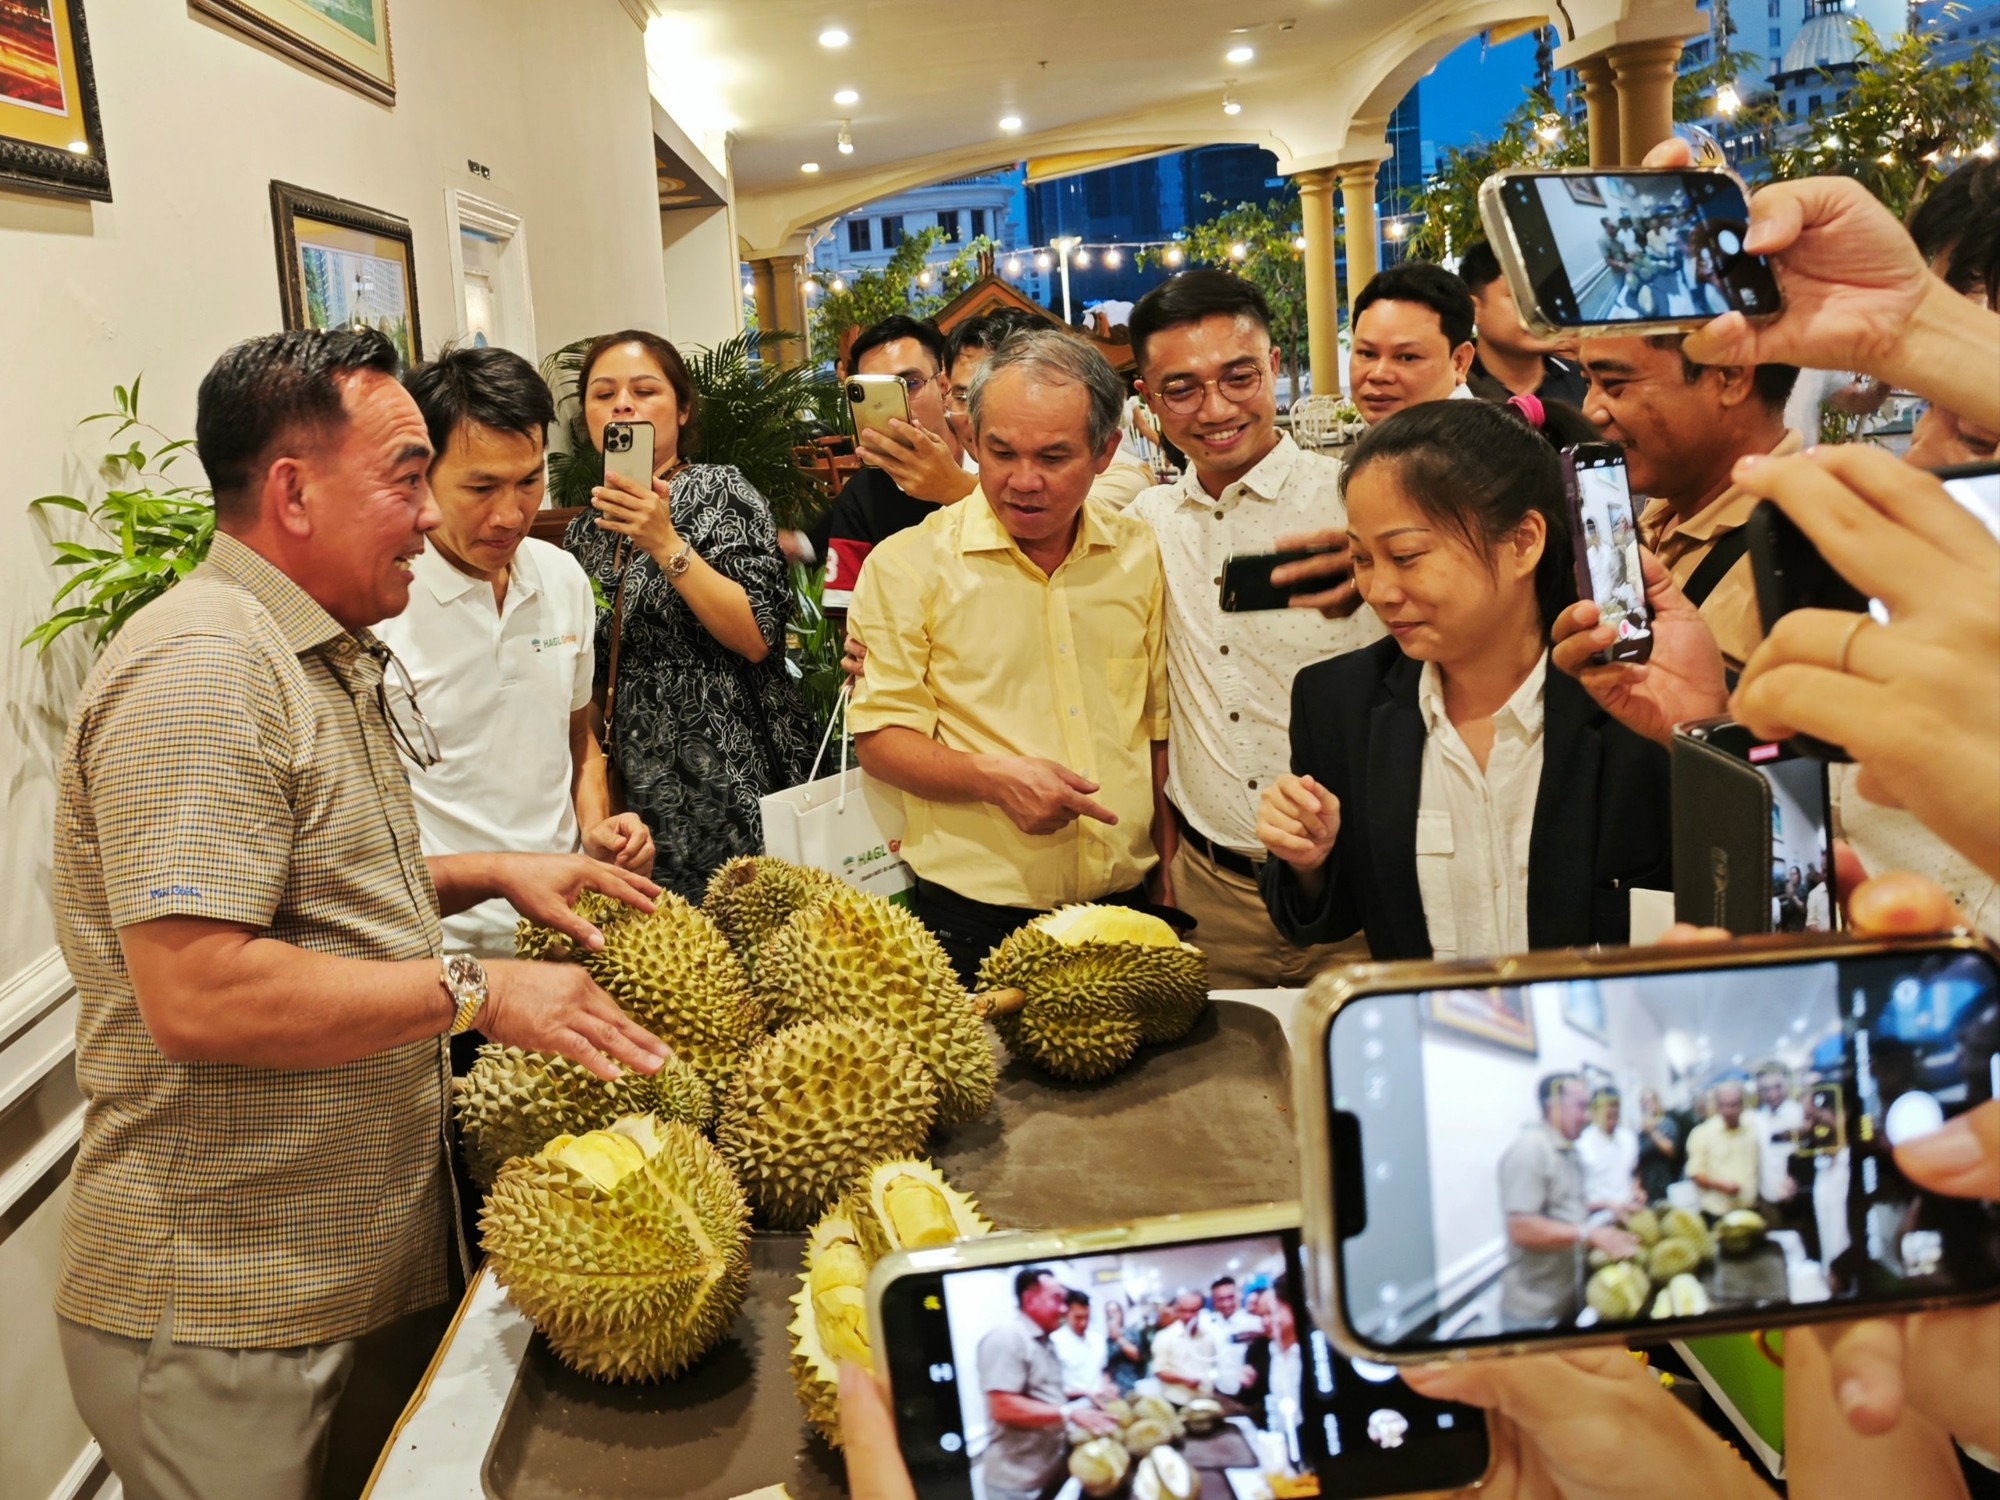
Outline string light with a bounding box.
[1072,247,1091,267]
[1006,255,1023,276]
[1228,241,1248,260]
[1102,247,1122,267]
[1164,245,1185,267]
[1979,140,1998,159]
[1035,250,1052,270]
[917,267,933,288]
[742,279,754,297]
[802,278,821,295]
[830,275,847,293]
[1291,234,1308,251]
[1716,83,1741,117]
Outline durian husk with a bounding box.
[480,1114,751,1382]
[514,889,637,964]
[787,1159,992,1446]
[455,1044,714,1186]
[703,856,840,972]
[714,1019,939,1228]
[754,886,996,1125]
[586,894,767,1097]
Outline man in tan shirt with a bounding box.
[53,329,668,1500]
[1685,1081,1764,1218]
[1577,336,1800,668]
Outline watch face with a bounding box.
[446,953,486,994]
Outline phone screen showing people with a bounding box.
[879,1228,1490,1499]
[1324,946,2000,1355]
[1570,451,1652,653]
[1715,727,1837,934]
[1497,170,1781,327]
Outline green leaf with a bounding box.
[129,373,142,414]
[113,384,128,413]
[29,494,88,513]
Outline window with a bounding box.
[846,218,872,254]
[1807,93,1822,115]
[1786,96,1799,118]
[1770,26,1782,45]
[937,209,962,242]
[970,208,988,238]
[881,215,904,249]
[1768,0,1779,14]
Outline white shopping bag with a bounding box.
[759,687,914,905]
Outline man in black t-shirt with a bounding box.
[809,314,975,608]
[1458,240,1589,408]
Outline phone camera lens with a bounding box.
[845,381,864,403]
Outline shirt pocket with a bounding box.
[1414,808,1459,959]
[1104,656,1148,741]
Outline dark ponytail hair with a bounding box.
[1339,397,1597,633]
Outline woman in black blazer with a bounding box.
[1256,398,1672,961]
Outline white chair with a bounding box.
[1288,394,1345,450]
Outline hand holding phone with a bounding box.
[601,419,656,493]
[1221,547,1347,612]
[1563,444,1653,665]
[848,374,914,458]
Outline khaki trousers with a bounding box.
[1169,839,1369,989]
[59,1301,450,1500]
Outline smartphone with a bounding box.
[1747,459,2000,758]
[871,1203,1494,1500]
[1672,717,1837,936]
[601,419,655,493]
[1296,932,2000,1363]
[1562,443,1653,664]
[848,373,913,454]
[1220,548,1341,613]
[1478,166,1782,336]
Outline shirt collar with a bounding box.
[1416,651,1548,739]
[958,489,1117,562]
[1173,431,1302,508]
[414,536,539,608]
[1650,429,1805,543]
[198,532,347,656]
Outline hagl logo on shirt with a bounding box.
[531,633,579,652]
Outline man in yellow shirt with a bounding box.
[849,330,1172,982]
[1684,1080,1762,1219]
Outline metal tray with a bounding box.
[482,999,1295,1500]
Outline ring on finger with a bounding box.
[1836,613,1873,675]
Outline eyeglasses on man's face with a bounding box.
[1154,363,1265,416]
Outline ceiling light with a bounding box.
[1222,93,1241,116]
[1005,255,1023,276]
[837,123,854,154]
[1035,250,1053,270]
[1103,247,1122,267]
[801,161,821,173]
[833,88,859,105]
[1164,244,1185,267]
[1072,247,1091,267]
[1226,45,1255,63]
[818,28,849,47]
[998,115,1023,132]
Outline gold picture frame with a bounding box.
[0,0,110,200]
[271,180,421,368]
[194,0,394,106]
[1423,984,1540,1055]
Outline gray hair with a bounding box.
[966,328,1124,456]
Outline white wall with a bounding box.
[0,3,679,1491]
[660,203,745,351]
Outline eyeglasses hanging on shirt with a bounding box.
[368,642,441,770]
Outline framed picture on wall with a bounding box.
[0,0,110,201]
[271,180,421,367]
[1425,986,1539,1056]
[193,0,394,106]
[1562,980,1610,1043]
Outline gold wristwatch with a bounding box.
[441,953,489,1036]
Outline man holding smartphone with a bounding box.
[1127,271,1382,986]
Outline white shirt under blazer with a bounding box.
[1130,434,1383,854]
[373,537,596,957]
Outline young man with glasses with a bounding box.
[811,314,976,610]
[373,346,655,968]
[1127,271,1382,986]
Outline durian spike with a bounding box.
[975,988,1027,1018]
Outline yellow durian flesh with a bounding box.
[548,1127,648,1191]
[1034,903,1181,948]
[849,1159,993,1263]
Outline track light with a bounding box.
[1222,92,1241,116]
[837,123,854,155]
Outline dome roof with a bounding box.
[1782,10,1864,74]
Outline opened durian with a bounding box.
[1182,1397,1225,1435]
[1585,1260,1651,1323]
[1070,1436,1132,1497]
[715,1020,939,1228]
[1627,1207,1663,1247]
[1647,1236,1703,1283]
[754,885,996,1125]
[455,1044,714,1186]
[1133,1446,1199,1500]
[480,1113,751,1382]
[1659,1206,1717,1263]
[1718,1209,1768,1255]
[1122,1416,1179,1458]
[1129,1393,1183,1432]
[1651,1272,1712,1319]
[788,1160,992,1446]
[978,904,1208,1081]
[704,857,840,971]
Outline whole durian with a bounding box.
[1627,1207,1663,1247]
[1122,1416,1178,1457]
[1182,1397,1225,1435]
[978,905,1208,1081]
[754,885,996,1125]
[1647,1236,1704,1283]
[788,1160,992,1446]
[514,889,638,963]
[587,894,767,1097]
[1585,1260,1652,1323]
[715,1020,939,1227]
[1129,1393,1183,1432]
[455,1044,714,1186]
[703,856,840,971]
[1070,1436,1132,1497]
[1660,1206,1717,1263]
[480,1113,750,1382]
[1718,1209,1769,1255]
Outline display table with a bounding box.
[363,989,1308,1500]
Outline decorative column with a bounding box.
[1334,161,1380,321]
[1295,169,1339,400]
[1574,55,1622,167]
[749,254,807,367]
[1608,38,1685,164]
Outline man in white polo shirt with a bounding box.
[1128,271,1382,987]
[375,346,654,978]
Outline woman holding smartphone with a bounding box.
[1255,398,1672,960]
[564,329,814,903]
